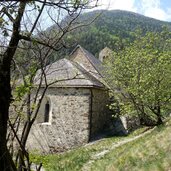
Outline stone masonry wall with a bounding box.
[27,87,91,153]
[90,89,110,138]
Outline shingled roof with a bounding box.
[34,45,108,89]
[34,58,105,88]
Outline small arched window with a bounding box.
[44,101,50,122]
[37,96,51,124]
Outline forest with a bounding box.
[48,9,171,61]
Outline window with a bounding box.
[37,96,51,124]
[44,102,50,122]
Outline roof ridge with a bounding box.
[79,47,103,77]
[70,45,103,76]
[71,60,105,87]
[69,44,82,56]
[35,56,105,88]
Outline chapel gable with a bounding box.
[69,45,100,77]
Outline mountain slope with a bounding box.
[65,10,171,56]
[49,10,171,61]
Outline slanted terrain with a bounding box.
[31,118,171,171]
[29,10,171,171]
[49,10,171,61]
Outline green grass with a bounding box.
[91,122,171,171]
[30,135,126,171]
[30,122,171,171]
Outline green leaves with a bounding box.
[15,80,33,101]
[106,28,171,120]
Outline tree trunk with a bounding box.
[0,68,17,171]
[157,116,163,125]
[0,2,26,170]
[156,105,163,125]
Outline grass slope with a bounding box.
[91,123,171,171]
[31,120,171,171]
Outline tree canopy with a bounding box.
[106,28,171,125]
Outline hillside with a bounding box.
[16,10,171,66]
[62,10,171,57]
[31,119,171,171]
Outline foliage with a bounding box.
[15,10,171,65]
[76,10,171,56]
[49,9,171,62]
[105,28,171,125]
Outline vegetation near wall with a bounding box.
[105,28,171,126]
